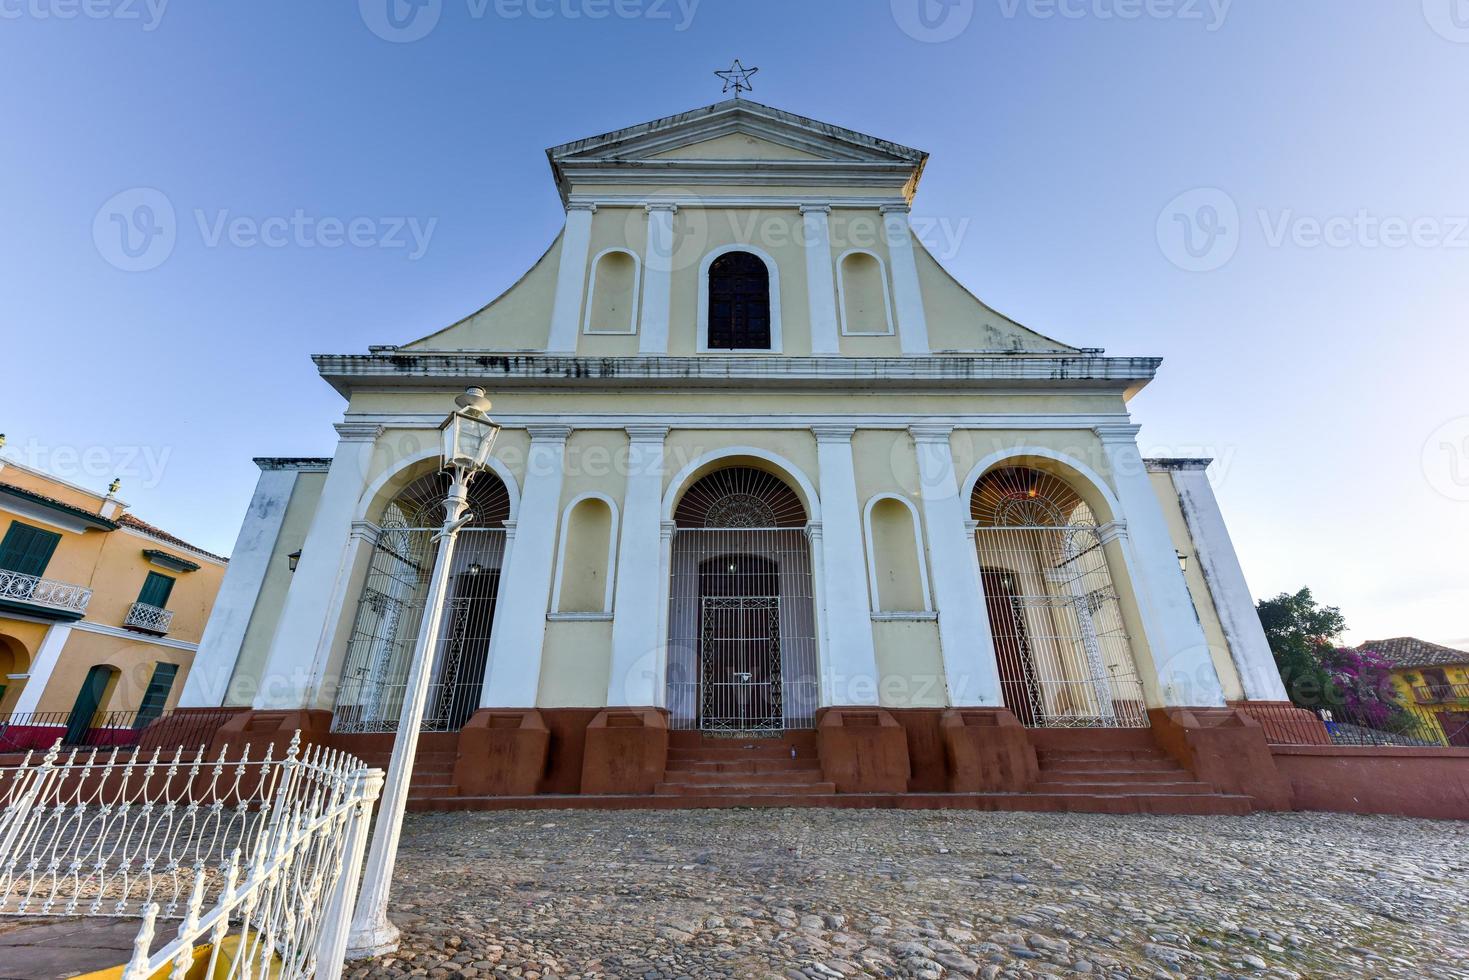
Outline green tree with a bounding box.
[1256,588,1346,708]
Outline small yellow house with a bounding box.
[0,451,226,750]
[1366,637,1469,747]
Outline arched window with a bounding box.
[971,466,1146,728]
[838,250,893,335]
[666,465,817,732]
[706,251,771,350]
[583,248,640,334]
[552,495,617,614]
[864,495,931,612]
[333,470,511,734]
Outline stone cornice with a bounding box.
[811,424,857,443]
[333,421,385,443]
[314,354,1160,398]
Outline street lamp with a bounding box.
[346,386,499,959]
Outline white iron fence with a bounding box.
[0,733,382,979]
[123,600,175,634]
[0,568,92,616]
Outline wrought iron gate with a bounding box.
[699,594,783,732]
[972,467,1149,728]
[331,470,509,734]
[666,467,818,732]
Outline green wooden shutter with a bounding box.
[135,662,179,727]
[137,571,176,608]
[0,523,63,577]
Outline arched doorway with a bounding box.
[65,664,119,745]
[971,466,1148,728]
[332,470,510,733]
[666,466,817,733]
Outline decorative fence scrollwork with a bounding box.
[0,569,92,615]
[123,600,175,634]
[0,732,382,979]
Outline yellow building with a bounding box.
[0,453,227,750]
[1367,637,1469,747]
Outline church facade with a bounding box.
[181,99,1301,810]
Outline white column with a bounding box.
[11,621,74,715]
[1165,463,1289,702]
[909,425,1003,707]
[608,425,669,706]
[478,425,569,707]
[1096,426,1226,707]
[639,204,677,354]
[801,205,840,355]
[812,426,880,705]
[181,462,307,708]
[254,423,382,711]
[881,205,931,356]
[546,203,597,353]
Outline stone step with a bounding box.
[653,781,838,797]
[1038,756,1180,771]
[660,769,828,787]
[1031,779,1218,796]
[666,749,818,764]
[411,791,1253,816]
[1035,768,1191,783]
[663,758,822,774]
[1037,748,1173,762]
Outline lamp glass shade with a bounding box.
[440,409,499,471]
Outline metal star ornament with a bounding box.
[715,59,759,98]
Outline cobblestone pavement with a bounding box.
[349,809,1468,980]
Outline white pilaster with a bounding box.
[181,463,306,708]
[1165,463,1288,702]
[639,204,677,354]
[909,425,1003,707]
[11,621,74,715]
[607,425,669,706]
[546,203,597,353]
[1096,426,1225,707]
[254,423,383,711]
[801,205,840,355]
[881,205,931,356]
[479,426,570,708]
[812,426,880,705]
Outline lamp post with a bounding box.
[346,387,499,959]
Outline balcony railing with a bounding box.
[1413,683,1469,705]
[0,568,92,616]
[123,600,174,634]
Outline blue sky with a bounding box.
[2,1,1466,647]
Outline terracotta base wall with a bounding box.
[1272,745,1469,820]
[1148,706,1294,811]
[580,708,668,795]
[888,709,948,792]
[816,707,911,793]
[454,709,550,796]
[207,708,333,760]
[939,708,1037,792]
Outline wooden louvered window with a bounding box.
[707,251,771,350]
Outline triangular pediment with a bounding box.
[546,99,928,202]
[645,132,827,162]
